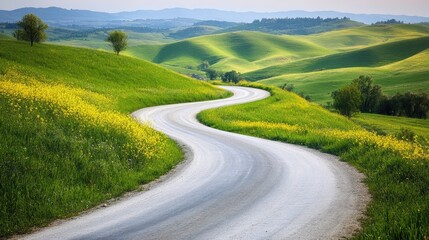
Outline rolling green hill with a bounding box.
[302,24,429,50]
[0,40,226,112]
[244,36,429,80]
[258,48,429,103]
[168,25,222,39]
[221,17,364,35]
[243,36,429,104]
[0,39,228,237]
[126,31,335,73]
[127,24,429,97]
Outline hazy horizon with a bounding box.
[1,0,429,17]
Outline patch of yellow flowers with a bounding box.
[231,120,429,161]
[0,70,166,160]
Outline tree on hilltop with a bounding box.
[106,30,128,55]
[14,14,48,46]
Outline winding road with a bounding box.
[24,86,367,240]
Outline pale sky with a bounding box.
[1,0,428,17]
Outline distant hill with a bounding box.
[221,17,363,35]
[0,7,111,24]
[167,17,362,39]
[193,20,240,28]
[168,26,222,39]
[1,7,429,26]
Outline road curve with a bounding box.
[24,86,367,240]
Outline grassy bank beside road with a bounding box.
[198,82,429,239]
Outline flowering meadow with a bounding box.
[199,82,429,239]
[0,69,182,236]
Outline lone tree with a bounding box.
[331,84,362,118]
[14,14,48,46]
[106,30,128,55]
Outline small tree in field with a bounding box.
[14,14,48,46]
[331,84,362,118]
[106,30,128,55]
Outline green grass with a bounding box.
[259,66,429,105]
[50,32,175,51]
[126,31,334,74]
[303,24,429,50]
[169,25,222,39]
[244,36,429,81]
[255,38,429,104]
[353,113,429,139]
[0,39,229,237]
[126,24,429,105]
[0,32,13,40]
[0,40,227,112]
[198,82,429,239]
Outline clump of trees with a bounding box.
[13,14,48,46]
[202,69,242,83]
[373,19,404,25]
[205,69,218,80]
[379,92,429,118]
[106,30,128,55]
[241,17,359,34]
[331,75,429,118]
[221,70,241,84]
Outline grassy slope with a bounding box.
[245,36,429,81]
[221,18,363,35]
[0,40,227,113]
[127,24,429,105]
[50,32,175,51]
[253,37,429,104]
[303,24,429,50]
[0,39,228,237]
[126,31,334,73]
[353,113,429,139]
[198,82,429,239]
[0,33,13,40]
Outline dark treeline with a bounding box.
[373,19,404,25]
[251,17,350,28]
[0,23,17,29]
[332,75,429,119]
[233,17,363,34]
[379,92,429,118]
